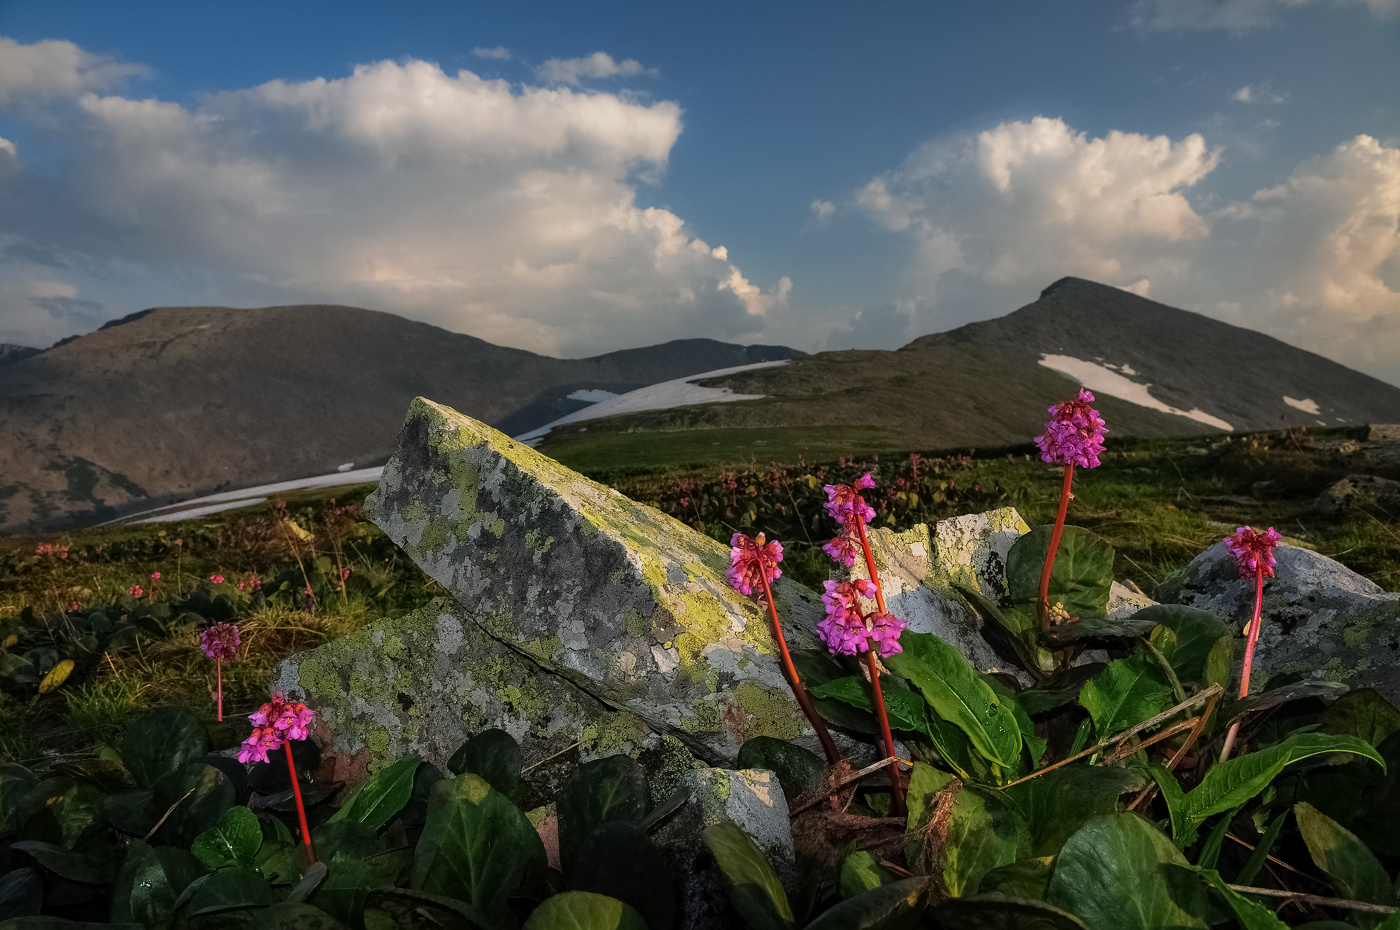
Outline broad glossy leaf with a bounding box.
[1039,615,1157,647]
[447,730,522,798]
[556,754,650,874]
[245,901,350,929]
[978,859,1054,901]
[1189,869,1287,930]
[152,761,235,848]
[192,805,262,870]
[188,866,279,914]
[933,894,1088,930]
[736,736,826,800]
[101,789,158,836]
[327,755,420,831]
[0,869,42,921]
[1006,525,1114,621]
[804,877,927,930]
[1225,680,1348,720]
[111,841,205,926]
[411,773,545,923]
[1298,731,1400,858]
[311,819,385,864]
[11,839,116,884]
[840,851,897,899]
[0,764,38,836]
[1143,606,1231,686]
[521,891,648,930]
[572,821,675,930]
[307,859,391,927]
[885,632,1022,774]
[1005,765,1147,857]
[1045,814,1207,930]
[1015,665,1105,717]
[922,709,995,782]
[808,675,927,731]
[1183,733,1384,834]
[119,706,209,789]
[1078,654,1173,739]
[1295,802,1394,923]
[942,788,1024,897]
[1320,689,1400,748]
[1145,764,1190,848]
[791,649,880,732]
[905,762,956,834]
[703,821,794,930]
[18,777,103,848]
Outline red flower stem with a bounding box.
[758,573,841,764]
[854,518,906,817]
[285,743,315,863]
[216,658,223,722]
[1037,463,1076,632]
[1219,565,1265,763]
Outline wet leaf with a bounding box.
[736,736,826,800]
[557,754,650,874]
[447,730,521,798]
[703,821,794,930]
[521,891,648,930]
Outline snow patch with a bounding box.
[1284,396,1321,415]
[1038,355,1233,431]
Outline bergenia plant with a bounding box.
[729,532,841,763]
[239,692,317,862]
[199,621,241,721]
[1033,389,1107,631]
[1219,525,1282,761]
[822,473,908,813]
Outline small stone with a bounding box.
[1314,474,1400,515]
[1156,541,1400,702]
[1107,581,1156,620]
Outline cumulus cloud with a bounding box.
[1128,0,1398,32]
[1232,81,1288,104]
[536,52,656,86]
[471,46,511,61]
[809,199,835,227]
[0,42,788,355]
[0,37,147,104]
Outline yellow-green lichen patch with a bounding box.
[580,711,653,757]
[1343,623,1370,648]
[732,682,806,742]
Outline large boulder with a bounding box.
[1156,542,1400,702]
[358,398,826,763]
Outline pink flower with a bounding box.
[280,705,315,741]
[150,572,161,580]
[727,532,784,595]
[199,622,241,661]
[818,580,875,655]
[248,692,314,740]
[1035,388,1108,468]
[821,534,863,568]
[1224,526,1283,578]
[823,474,877,524]
[127,585,144,598]
[237,726,283,764]
[209,573,225,584]
[867,612,908,658]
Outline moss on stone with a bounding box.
[732,682,806,741]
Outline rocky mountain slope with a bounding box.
[0,305,793,531]
[538,277,1400,459]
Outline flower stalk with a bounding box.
[1037,462,1076,632]
[853,519,906,817]
[1219,526,1281,762]
[199,622,241,722]
[285,743,315,863]
[239,693,317,862]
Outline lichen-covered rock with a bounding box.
[1108,581,1156,619]
[272,599,653,777]
[1156,542,1400,702]
[364,397,825,763]
[851,508,1029,674]
[1315,474,1400,515]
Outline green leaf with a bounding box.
[978,859,1054,901]
[119,706,210,789]
[702,821,794,930]
[1296,802,1395,925]
[1236,809,1288,886]
[841,851,898,899]
[192,805,262,870]
[11,839,117,885]
[736,737,826,800]
[1190,868,1288,930]
[982,676,1046,770]
[1045,813,1208,930]
[111,841,205,925]
[0,869,42,921]
[804,877,927,930]
[791,649,881,733]
[0,764,38,836]
[245,901,350,929]
[556,755,651,874]
[1203,636,1234,696]
[571,821,675,930]
[922,710,995,782]
[365,887,494,929]
[1015,665,1105,717]
[1320,689,1400,748]
[1142,606,1232,686]
[954,583,1052,675]
[328,755,420,831]
[411,773,545,923]
[1224,679,1348,720]
[307,859,391,927]
[447,729,522,798]
[933,894,1089,930]
[1038,615,1157,647]
[1005,765,1147,858]
[1182,733,1384,835]
[520,891,649,930]
[18,777,103,848]
[808,675,927,731]
[152,761,235,848]
[1194,804,1239,870]
[885,632,1022,775]
[1144,764,1191,848]
[101,789,158,836]
[188,866,279,914]
[1078,654,1173,740]
[942,788,1025,898]
[905,762,956,834]
[311,819,386,863]
[1006,525,1114,621]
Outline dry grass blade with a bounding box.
[788,756,913,817]
[144,785,197,841]
[1227,885,1398,915]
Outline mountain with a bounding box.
[0,304,795,531]
[535,277,1400,461]
[0,345,39,367]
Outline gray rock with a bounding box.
[1156,541,1400,702]
[272,599,654,780]
[1315,474,1400,515]
[362,397,826,764]
[1108,581,1156,620]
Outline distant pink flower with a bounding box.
[237,726,282,764]
[199,622,241,661]
[728,532,784,595]
[127,585,144,598]
[209,573,225,584]
[150,572,161,580]
[1035,388,1108,468]
[1225,526,1283,578]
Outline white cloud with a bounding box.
[0,44,788,356]
[536,52,656,86]
[1232,81,1288,104]
[1128,0,1398,32]
[471,46,511,61]
[0,37,148,104]
[809,199,835,227]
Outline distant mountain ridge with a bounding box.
[0,304,795,531]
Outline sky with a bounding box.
[0,1,1397,383]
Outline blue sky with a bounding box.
[1,0,1397,381]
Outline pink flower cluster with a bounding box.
[821,473,876,567]
[199,622,241,661]
[819,580,907,657]
[1225,526,1283,578]
[237,693,314,763]
[35,543,69,560]
[1035,389,1108,468]
[150,572,161,581]
[209,573,225,584]
[727,533,783,595]
[127,585,144,598]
